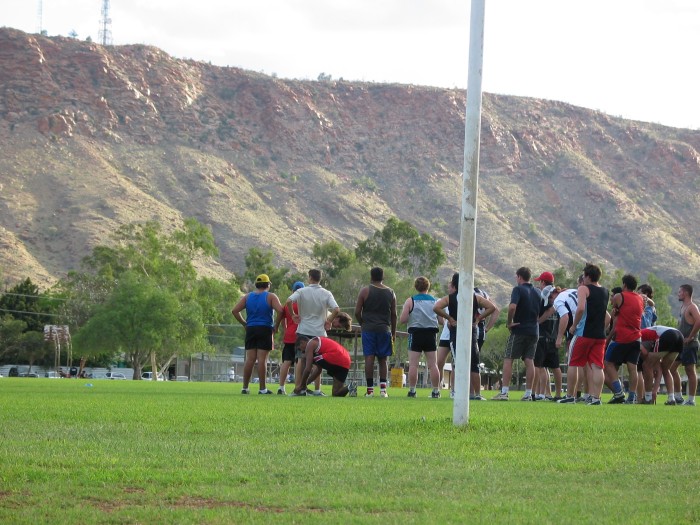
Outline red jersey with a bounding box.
[280,303,300,344]
[312,337,351,369]
[614,291,643,343]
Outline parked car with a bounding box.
[141,372,165,381]
[105,372,127,380]
[18,372,39,378]
[44,371,62,379]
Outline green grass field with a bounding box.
[1,379,698,524]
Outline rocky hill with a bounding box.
[1,27,699,304]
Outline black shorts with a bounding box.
[606,340,641,365]
[315,359,349,383]
[658,330,683,354]
[408,329,437,353]
[678,341,699,365]
[282,342,296,362]
[451,328,480,373]
[535,338,560,369]
[245,326,273,350]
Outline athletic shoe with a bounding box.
[544,396,555,401]
[586,398,602,405]
[574,396,589,404]
[431,391,441,399]
[520,394,533,402]
[472,395,487,401]
[450,390,455,399]
[347,381,358,397]
[277,388,286,395]
[664,399,676,406]
[608,394,625,404]
[640,398,654,404]
[682,399,696,406]
[491,392,509,401]
[241,388,250,395]
[380,390,389,398]
[407,391,417,398]
[557,396,576,404]
[550,395,563,402]
[258,389,273,395]
[675,397,685,404]
[311,390,326,397]
[365,391,374,398]
[623,397,637,404]
[290,390,307,397]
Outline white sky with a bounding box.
[2,0,699,129]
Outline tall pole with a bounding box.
[453,0,486,427]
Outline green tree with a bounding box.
[243,248,291,290]
[312,240,356,280]
[355,217,445,278]
[73,272,206,378]
[0,278,52,332]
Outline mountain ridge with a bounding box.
[1,27,699,305]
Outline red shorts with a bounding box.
[570,336,605,368]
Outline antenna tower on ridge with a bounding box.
[98,0,113,46]
[36,0,43,34]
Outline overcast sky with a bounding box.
[2,0,699,129]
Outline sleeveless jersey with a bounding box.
[245,291,273,327]
[614,291,643,343]
[406,293,438,332]
[579,285,609,339]
[312,337,351,369]
[361,285,395,333]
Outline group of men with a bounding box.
[232,264,700,405]
[490,264,700,406]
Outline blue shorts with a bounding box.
[361,331,393,358]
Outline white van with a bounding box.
[141,372,165,381]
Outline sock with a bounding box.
[409,387,416,393]
[645,391,653,401]
[433,388,439,394]
[668,394,676,402]
[627,391,636,401]
[379,380,387,390]
[675,391,683,400]
[502,386,510,394]
[612,380,623,395]
[525,389,532,397]
[366,378,374,388]
[689,395,696,402]
[367,386,374,394]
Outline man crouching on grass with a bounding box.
[292,335,358,397]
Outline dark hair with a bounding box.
[611,286,623,295]
[621,274,638,291]
[577,274,584,284]
[637,284,653,298]
[680,284,694,297]
[255,282,270,290]
[308,269,322,282]
[450,273,459,293]
[370,267,384,282]
[516,267,531,282]
[583,263,601,283]
[414,276,430,293]
[295,334,311,352]
[335,312,352,331]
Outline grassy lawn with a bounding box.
[0,379,698,524]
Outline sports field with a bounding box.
[0,379,698,524]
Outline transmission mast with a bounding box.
[98,0,113,45]
[36,0,43,34]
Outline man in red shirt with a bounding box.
[292,335,357,397]
[605,274,643,404]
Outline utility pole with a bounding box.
[453,0,486,427]
[98,0,113,46]
[36,0,43,34]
